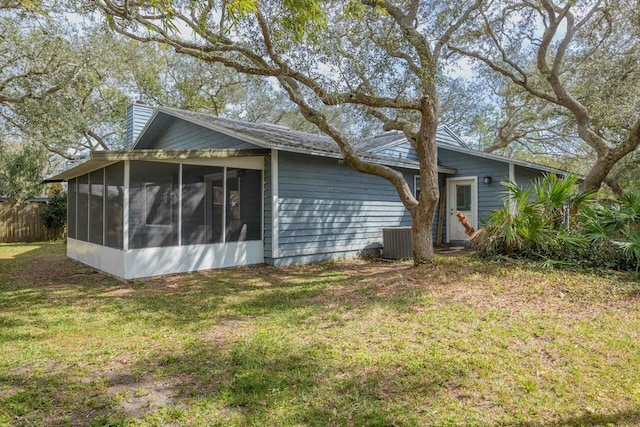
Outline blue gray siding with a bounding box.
[151,119,260,150]
[263,155,273,264]
[274,151,412,265]
[514,165,545,188]
[272,146,514,265]
[370,128,467,161]
[437,148,510,236]
[437,127,469,148]
[126,104,154,149]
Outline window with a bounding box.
[456,184,472,211]
[129,161,179,249]
[72,161,261,250]
[227,168,261,242]
[181,165,261,245]
[145,183,173,226]
[414,175,421,200]
[67,178,77,239]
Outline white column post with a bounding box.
[103,168,106,246]
[87,173,91,239]
[74,178,78,239]
[178,163,182,246]
[123,160,130,251]
[260,167,265,242]
[271,149,279,259]
[222,166,227,243]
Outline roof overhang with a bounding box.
[43,158,115,183]
[43,149,270,182]
[133,108,272,151]
[437,143,574,176]
[130,107,459,174]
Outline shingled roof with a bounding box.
[159,107,469,156]
[158,107,339,155]
[46,104,573,183]
[135,106,457,173]
[355,126,470,153]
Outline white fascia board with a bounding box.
[43,158,118,182]
[365,135,410,153]
[438,124,471,149]
[92,149,267,161]
[437,143,573,176]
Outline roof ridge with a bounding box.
[159,106,332,139]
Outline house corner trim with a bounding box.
[271,149,279,259]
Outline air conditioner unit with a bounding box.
[382,227,412,259]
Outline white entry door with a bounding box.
[447,178,478,242]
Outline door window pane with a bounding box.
[129,161,179,249]
[89,169,104,245]
[67,178,77,239]
[77,174,89,241]
[105,162,124,249]
[456,184,472,211]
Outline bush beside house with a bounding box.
[473,174,640,272]
[41,188,67,237]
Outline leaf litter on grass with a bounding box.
[1,242,640,426]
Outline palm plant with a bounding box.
[612,192,640,270]
[576,190,640,269]
[473,173,591,259]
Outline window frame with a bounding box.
[143,182,174,228]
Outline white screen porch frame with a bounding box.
[68,238,263,279]
[446,176,478,243]
[67,155,265,279]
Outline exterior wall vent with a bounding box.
[382,226,412,259]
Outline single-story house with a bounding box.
[46,103,566,279]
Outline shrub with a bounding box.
[42,188,67,237]
[576,191,640,271]
[472,174,590,256]
[473,174,639,272]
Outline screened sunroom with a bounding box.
[51,150,266,279]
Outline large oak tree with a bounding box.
[93,0,483,263]
[451,0,640,193]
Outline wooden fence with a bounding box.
[0,202,63,243]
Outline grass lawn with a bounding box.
[1,242,640,426]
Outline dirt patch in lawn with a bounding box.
[103,357,182,418]
[2,243,640,426]
[9,254,111,289]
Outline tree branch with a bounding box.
[279,76,418,213]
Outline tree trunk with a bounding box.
[604,177,625,198]
[410,94,441,265]
[412,163,439,264]
[580,154,618,193]
[412,209,436,264]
